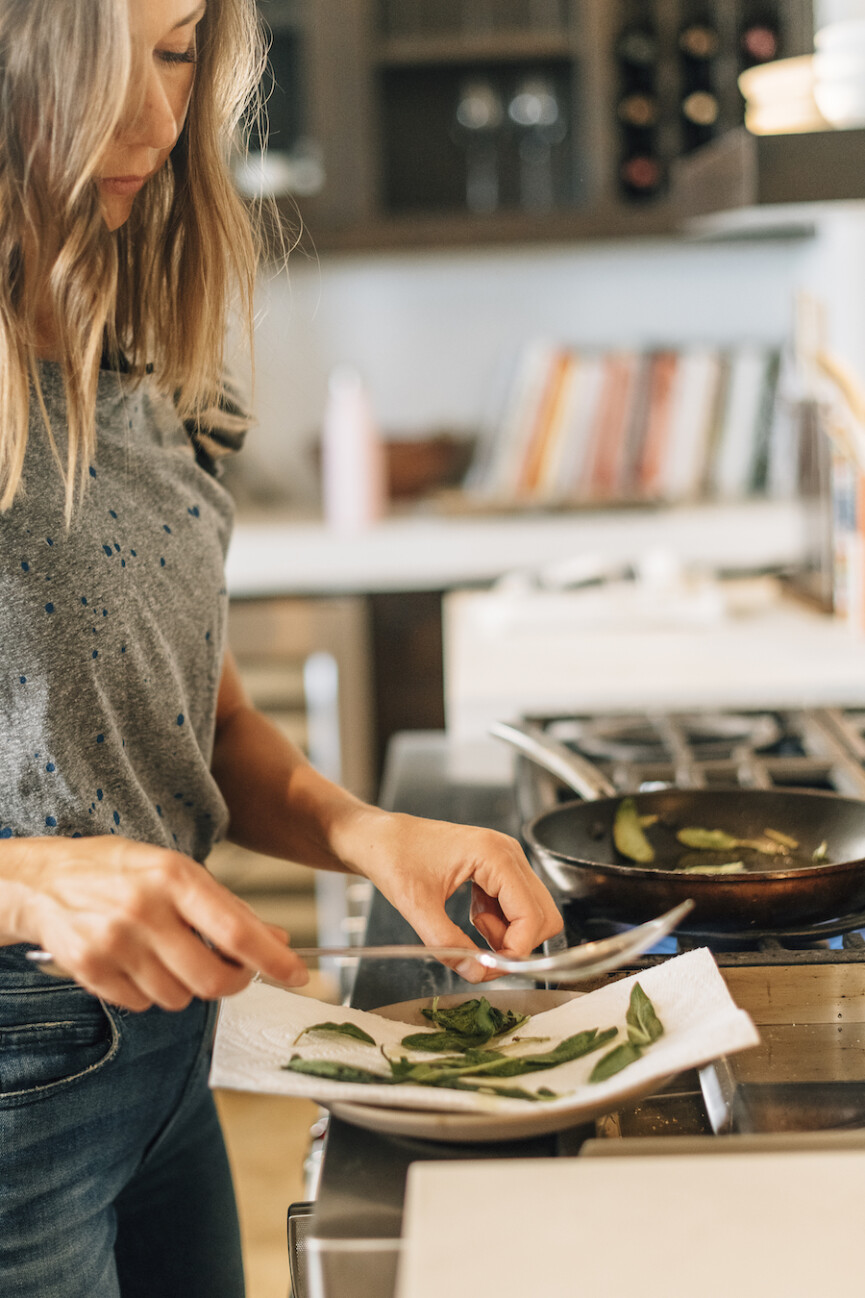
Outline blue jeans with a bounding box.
[0,946,245,1297]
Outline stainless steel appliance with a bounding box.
[512,706,865,1139]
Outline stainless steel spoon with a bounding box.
[24,900,692,986]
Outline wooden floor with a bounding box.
[215,1089,321,1298]
[207,845,339,1297]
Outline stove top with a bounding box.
[516,705,865,952]
[512,705,865,1138]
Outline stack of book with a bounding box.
[466,343,789,507]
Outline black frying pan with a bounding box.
[493,721,865,932]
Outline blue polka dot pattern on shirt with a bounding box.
[1,361,236,865]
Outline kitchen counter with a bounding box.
[309,731,573,1298]
[444,578,865,742]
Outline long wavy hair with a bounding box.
[0,0,267,518]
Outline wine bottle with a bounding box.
[619,152,664,200]
[617,91,659,131]
[679,21,720,63]
[739,16,780,68]
[615,24,659,91]
[680,88,720,151]
[616,25,658,70]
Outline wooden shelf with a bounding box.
[674,127,865,229]
[373,30,576,66]
[285,199,678,254]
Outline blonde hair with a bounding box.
[0,0,268,517]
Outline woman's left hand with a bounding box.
[336,808,563,982]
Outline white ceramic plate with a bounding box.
[325,989,669,1144]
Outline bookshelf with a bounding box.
[464,342,793,511]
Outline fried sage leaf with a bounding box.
[676,826,785,856]
[458,1027,619,1078]
[625,983,664,1048]
[400,1030,486,1053]
[676,827,740,851]
[415,996,528,1048]
[294,1021,377,1047]
[613,797,655,864]
[389,1028,618,1085]
[589,1040,643,1083]
[680,861,746,875]
[283,1056,388,1084]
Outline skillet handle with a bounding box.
[490,720,618,802]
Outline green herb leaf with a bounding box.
[589,1041,643,1083]
[613,797,655,864]
[400,1030,483,1052]
[283,1056,389,1084]
[416,997,528,1048]
[294,1021,377,1047]
[680,861,746,875]
[625,983,664,1048]
[813,840,829,863]
[677,826,785,856]
[462,1027,619,1078]
[677,827,741,851]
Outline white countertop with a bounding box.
[226,498,810,597]
[398,1150,865,1298]
[443,577,865,742]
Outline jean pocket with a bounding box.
[0,983,119,1106]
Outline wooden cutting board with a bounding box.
[397,1149,865,1298]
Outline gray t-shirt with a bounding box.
[0,364,236,863]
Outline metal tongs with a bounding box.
[25,900,693,986]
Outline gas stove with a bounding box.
[513,706,865,1139]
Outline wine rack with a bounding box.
[255,0,815,251]
[612,1,813,204]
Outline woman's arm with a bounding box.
[212,651,562,978]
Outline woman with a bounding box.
[0,1,562,1295]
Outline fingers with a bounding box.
[31,842,309,1010]
[171,868,309,987]
[470,886,509,950]
[129,924,256,1008]
[472,839,563,957]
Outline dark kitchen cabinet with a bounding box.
[253,1,814,250]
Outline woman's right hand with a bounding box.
[0,835,309,1012]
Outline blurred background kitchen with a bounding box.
[211,3,865,1293]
